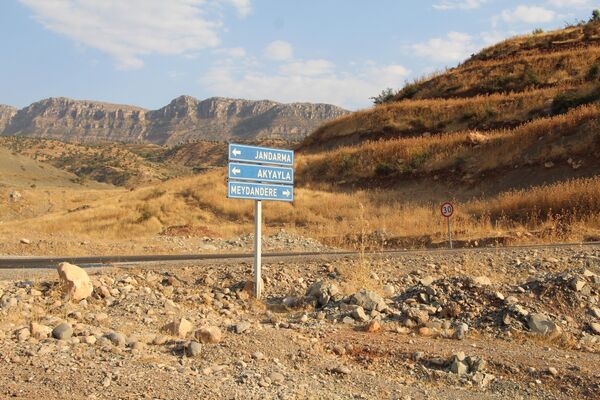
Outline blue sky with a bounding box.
[0,0,596,110]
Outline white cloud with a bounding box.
[199,58,410,109]
[214,47,247,58]
[279,59,335,77]
[264,40,294,61]
[433,0,489,10]
[498,6,557,25]
[412,32,477,63]
[223,0,251,17]
[19,0,248,70]
[548,0,591,7]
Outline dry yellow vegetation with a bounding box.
[298,104,600,183]
[2,168,598,249]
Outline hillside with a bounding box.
[0,136,191,187]
[300,20,600,152]
[1,96,348,145]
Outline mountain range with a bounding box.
[0,96,348,145]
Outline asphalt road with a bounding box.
[0,241,598,269]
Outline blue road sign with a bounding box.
[228,162,294,185]
[228,143,294,166]
[228,181,294,202]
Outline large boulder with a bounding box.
[195,326,222,344]
[306,280,340,307]
[350,290,386,312]
[56,262,93,301]
[528,313,561,336]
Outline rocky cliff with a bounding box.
[1,96,348,144]
[0,105,17,132]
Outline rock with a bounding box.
[164,317,193,338]
[82,335,97,345]
[591,322,600,335]
[418,327,431,336]
[20,238,31,245]
[330,365,351,375]
[52,323,73,340]
[350,290,386,312]
[365,320,381,333]
[16,328,30,341]
[195,326,222,344]
[152,336,168,345]
[252,351,265,360]
[406,308,429,325]
[56,262,93,301]
[547,367,559,377]
[9,191,22,202]
[472,276,492,286]
[472,372,495,387]
[592,307,600,319]
[30,322,52,339]
[105,332,127,347]
[383,284,395,297]
[528,314,561,336]
[420,276,435,286]
[185,341,202,357]
[129,341,146,351]
[450,358,469,376]
[569,278,587,292]
[306,280,340,307]
[269,372,285,385]
[454,323,469,340]
[235,321,251,334]
[351,306,369,322]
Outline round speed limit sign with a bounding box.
[440,202,454,218]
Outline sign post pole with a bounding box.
[447,216,453,249]
[254,200,262,299]
[440,202,454,250]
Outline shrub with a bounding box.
[370,88,396,105]
[374,162,396,176]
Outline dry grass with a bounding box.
[301,86,568,150]
[1,166,599,249]
[297,104,600,183]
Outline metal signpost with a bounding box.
[227,144,294,299]
[440,202,454,249]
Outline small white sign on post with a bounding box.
[440,202,454,249]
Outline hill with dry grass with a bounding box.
[0,136,191,187]
[300,20,600,152]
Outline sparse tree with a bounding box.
[592,9,600,22]
[370,88,396,105]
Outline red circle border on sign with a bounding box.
[440,202,454,218]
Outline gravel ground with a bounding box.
[0,245,599,399]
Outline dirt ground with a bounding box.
[0,246,599,399]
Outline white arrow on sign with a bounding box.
[231,148,241,156]
[231,167,241,175]
[282,189,291,197]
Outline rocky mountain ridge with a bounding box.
[0,105,17,132]
[0,96,348,145]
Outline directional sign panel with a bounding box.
[228,181,294,202]
[229,143,294,166]
[228,162,293,185]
